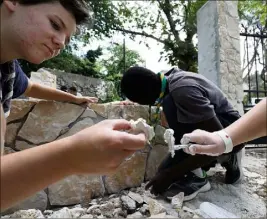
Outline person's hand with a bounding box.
[66,119,146,175]
[181,129,225,156]
[145,169,173,195]
[74,96,98,104]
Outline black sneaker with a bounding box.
[162,173,211,201]
[221,151,243,184]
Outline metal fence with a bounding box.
[240,23,267,147]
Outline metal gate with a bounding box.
[240,23,267,147]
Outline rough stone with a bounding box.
[4,147,16,155]
[48,175,105,206]
[5,122,21,147]
[154,125,167,145]
[9,209,44,218]
[18,101,84,144]
[127,211,143,218]
[69,207,86,218]
[145,197,166,215]
[15,140,34,151]
[3,191,48,214]
[113,208,126,218]
[104,152,147,194]
[7,99,37,123]
[80,108,97,119]
[121,195,136,211]
[145,144,169,180]
[171,192,184,209]
[139,204,149,215]
[80,214,94,218]
[89,103,109,118]
[128,191,144,205]
[47,207,72,218]
[58,117,95,139]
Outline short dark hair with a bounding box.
[4,0,92,25]
[121,67,162,105]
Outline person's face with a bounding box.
[4,1,76,64]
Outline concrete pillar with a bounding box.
[197,1,244,114]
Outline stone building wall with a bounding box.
[197,1,244,115]
[4,99,168,212]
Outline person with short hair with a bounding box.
[0,0,146,210]
[121,66,245,201]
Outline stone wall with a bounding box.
[38,68,116,102]
[197,1,244,115]
[4,100,168,213]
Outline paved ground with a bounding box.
[181,148,267,218]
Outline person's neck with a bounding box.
[0,11,20,64]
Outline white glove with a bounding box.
[180,129,228,156]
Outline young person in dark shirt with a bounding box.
[121,66,245,201]
[0,0,146,210]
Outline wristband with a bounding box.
[215,130,233,153]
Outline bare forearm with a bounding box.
[0,137,73,210]
[225,98,267,146]
[25,82,76,102]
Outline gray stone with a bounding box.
[128,191,144,204]
[154,125,167,145]
[47,207,72,218]
[4,191,47,214]
[18,101,84,144]
[48,175,105,206]
[9,209,44,218]
[145,144,169,180]
[121,195,136,211]
[5,122,21,147]
[7,100,37,123]
[80,108,97,119]
[145,197,166,215]
[197,1,243,115]
[87,205,101,215]
[104,152,147,194]
[127,211,143,218]
[171,192,184,209]
[58,117,95,139]
[113,208,126,218]
[15,140,34,151]
[139,204,149,215]
[70,207,86,218]
[80,214,94,218]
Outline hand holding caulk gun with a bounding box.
[164,129,192,157]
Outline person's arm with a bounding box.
[24,80,76,102]
[1,118,146,210]
[225,98,266,146]
[181,98,267,156]
[14,61,97,104]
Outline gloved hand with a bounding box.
[181,129,226,156]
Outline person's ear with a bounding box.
[3,0,19,12]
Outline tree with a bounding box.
[86,0,266,73]
[100,44,144,98]
[88,0,207,72]
[19,48,104,78]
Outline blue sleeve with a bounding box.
[12,60,29,99]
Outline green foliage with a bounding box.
[19,48,104,78]
[238,0,267,26]
[88,0,208,72]
[100,44,144,98]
